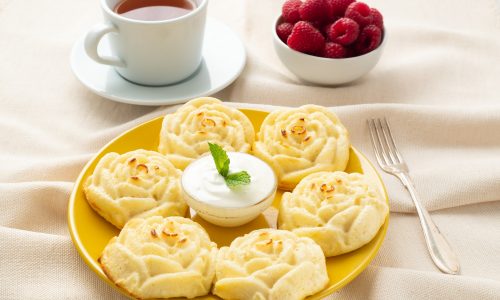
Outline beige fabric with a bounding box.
[1,0,500,299]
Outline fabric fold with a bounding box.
[1,0,500,298]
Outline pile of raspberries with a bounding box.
[277,0,384,58]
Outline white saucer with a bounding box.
[70,18,246,106]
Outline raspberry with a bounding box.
[277,22,295,42]
[326,0,355,18]
[282,0,302,23]
[345,2,373,28]
[287,21,326,54]
[321,42,346,58]
[326,17,359,45]
[370,8,384,29]
[299,0,329,23]
[355,24,382,55]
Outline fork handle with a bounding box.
[399,173,460,275]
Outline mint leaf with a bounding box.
[207,142,251,188]
[224,171,251,187]
[221,159,230,177]
[208,142,229,177]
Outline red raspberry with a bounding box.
[321,42,346,58]
[299,0,329,23]
[321,17,340,34]
[326,17,359,45]
[355,24,382,54]
[345,2,373,28]
[287,21,326,54]
[370,8,384,29]
[326,0,355,18]
[282,0,302,23]
[277,22,295,42]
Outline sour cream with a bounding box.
[181,152,277,227]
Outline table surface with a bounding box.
[1,0,500,299]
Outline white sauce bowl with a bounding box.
[181,152,277,227]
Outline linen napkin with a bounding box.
[1,0,500,299]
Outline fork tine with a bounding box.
[367,119,387,167]
[374,119,394,165]
[379,118,400,164]
[382,118,404,164]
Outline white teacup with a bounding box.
[84,0,208,86]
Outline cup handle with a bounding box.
[84,23,126,68]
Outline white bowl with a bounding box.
[273,16,386,85]
[181,152,277,227]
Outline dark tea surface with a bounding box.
[114,0,195,21]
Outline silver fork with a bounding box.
[368,118,460,275]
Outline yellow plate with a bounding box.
[68,108,389,299]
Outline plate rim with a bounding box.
[67,108,389,299]
[69,18,246,106]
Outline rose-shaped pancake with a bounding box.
[279,171,388,257]
[253,105,350,190]
[158,97,255,170]
[214,229,328,300]
[84,149,186,229]
[100,216,218,299]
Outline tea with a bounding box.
[114,0,196,21]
